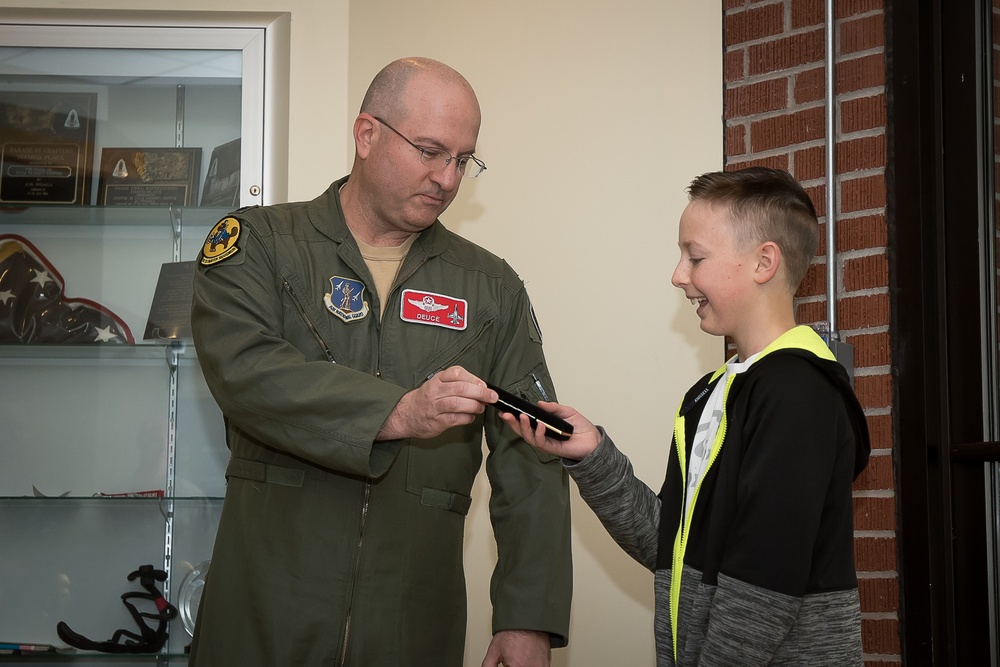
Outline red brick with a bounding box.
[791,0,824,29]
[794,66,826,104]
[833,213,888,252]
[839,0,885,18]
[864,413,892,450]
[790,135,886,182]
[797,261,826,298]
[724,0,744,11]
[795,0,886,28]
[750,106,826,152]
[804,183,827,217]
[726,123,748,156]
[854,372,891,410]
[841,174,887,214]
[725,154,790,172]
[749,30,826,76]
[841,13,885,54]
[843,252,888,291]
[858,575,899,612]
[837,52,886,94]
[842,292,890,329]
[725,77,790,118]
[855,452,895,491]
[847,331,891,368]
[838,134,887,173]
[854,495,896,531]
[842,92,887,132]
[725,48,747,83]
[725,2,785,47]
[796,299,825,324]
[793,144,825,181]
[862,617,902,655]
[855,535,898,572]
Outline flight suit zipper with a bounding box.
[281,277,337,364]
[418,313,497,384]
[339,481,371,666]
[281,275,369,664]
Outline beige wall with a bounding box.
[347,3,722,664]
[1,0,722,663]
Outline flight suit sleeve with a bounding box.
[482,281,573,647]
[191,216,408,478]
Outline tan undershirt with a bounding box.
[354,234,417,319]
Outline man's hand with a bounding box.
[480,629,551,667]
[377,366,496,441]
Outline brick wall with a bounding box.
[722,1,896,664]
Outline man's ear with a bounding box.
[354,113,378,159]
[753,241,782,285]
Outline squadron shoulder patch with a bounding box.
[324,276,370,323]
[200,217,241,266]
[400,289,467,330]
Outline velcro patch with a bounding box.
[400,289,467,330]
[200,217,241,265]
[324,276,370,323]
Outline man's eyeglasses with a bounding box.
[373,116,486,178]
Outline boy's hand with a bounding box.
[499,400,600,461]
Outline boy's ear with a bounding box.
[753,241,782,284]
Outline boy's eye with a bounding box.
[690,257,704,265]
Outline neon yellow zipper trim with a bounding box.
[667,325,834,660]
[669,363,731,661]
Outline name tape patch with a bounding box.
[400,289,467,330]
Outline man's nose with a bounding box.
[430,161,461,191]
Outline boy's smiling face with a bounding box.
[671,200,761,340]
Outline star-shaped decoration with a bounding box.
[30,269,52,287]
[0,289,13,305]
[93,326,119,342]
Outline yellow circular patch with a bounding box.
[201,217,241,265]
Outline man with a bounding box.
[189,57,572,667]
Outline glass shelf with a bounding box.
[0,653,189,663]
[0,11,289,661]
[0,206,232,226]
[0,342,196,361]
[0,496,223,503]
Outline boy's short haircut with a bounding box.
[687,167,820,290]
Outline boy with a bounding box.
[499,167,870,666]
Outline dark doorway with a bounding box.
[888,0,1000,664]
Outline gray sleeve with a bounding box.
[698,573,800,665]
[565,428,661,570]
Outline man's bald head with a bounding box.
[360,57,479,122]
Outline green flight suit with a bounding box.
[188,176,572,666]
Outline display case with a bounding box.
[0,9,290,662]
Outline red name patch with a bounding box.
[400,289,468,330]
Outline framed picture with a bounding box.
[0,91,98,206]
[98,147,201,206]
[200,138,240,208]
